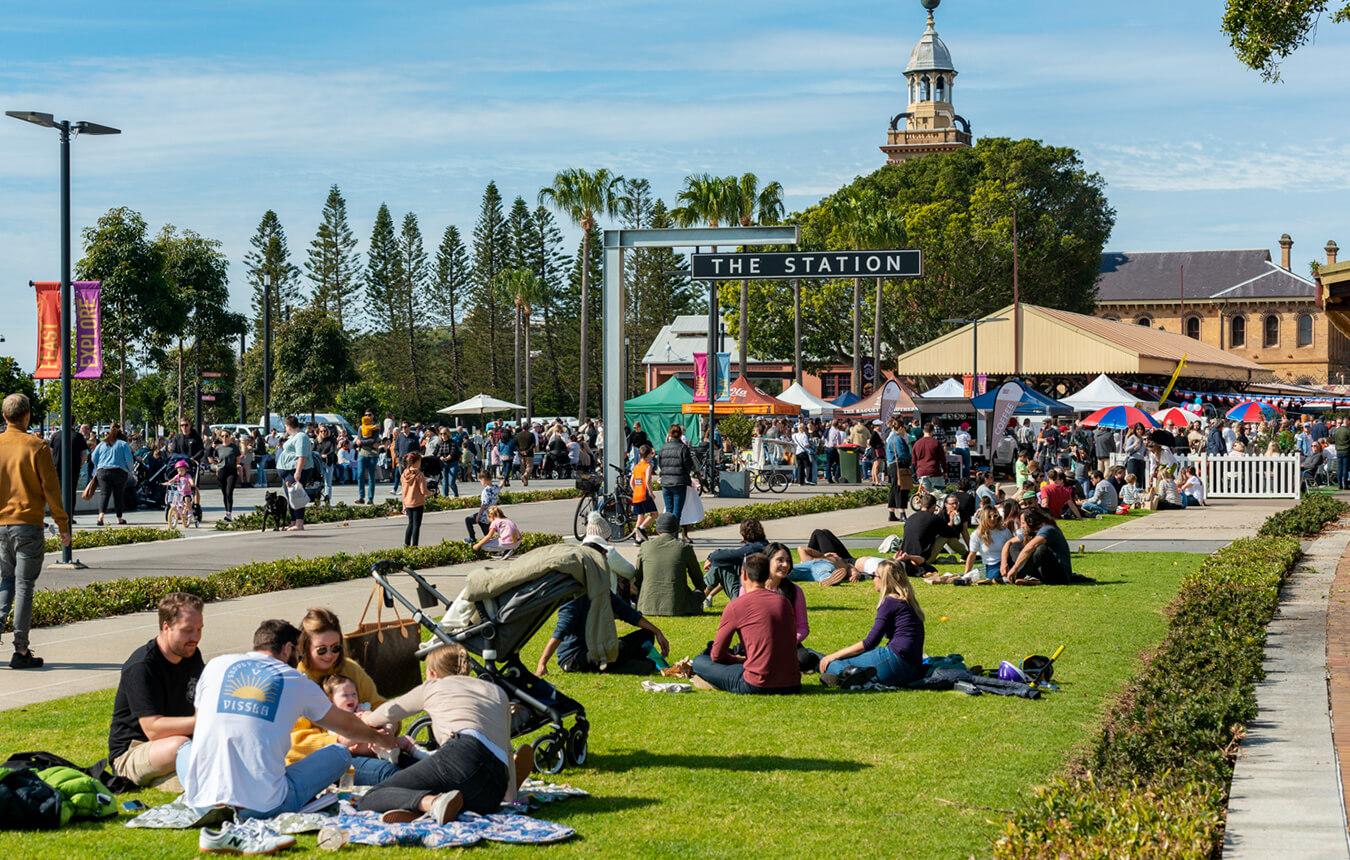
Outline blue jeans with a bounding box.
[691,654,798,695]
[177,741,351,819]
[319,462,334,498]
[1081,501,1110,516]
[787,559,837,583]
[446,462,460,498]
[351,754,400,786]
[0,524,46,654]
[956,448,970,478]
[827,645,916,687]
[663,485,688,520]
[1339,452,1350,488]
[356,457,377,501]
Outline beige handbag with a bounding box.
[81,477,97,500]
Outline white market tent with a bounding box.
[776,382,836,418]
[921,378,966,398]
[437,394,526,416]
[1060,374,1153,412]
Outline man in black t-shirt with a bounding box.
[901,494,966,568]
[108,593,205,790]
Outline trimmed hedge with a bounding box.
[215,487,582,531]
[45,526,181,554]
[1257,492,1350,537]
[31,531,561,629]
[993,533,1305,858]
[688,487,888,530]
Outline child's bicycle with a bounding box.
[165,484,198,529]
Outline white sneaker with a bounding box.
[199,819,297,855]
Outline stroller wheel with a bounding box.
[534,731,567,775]
[407,715,438,751]
[566,721,589,767]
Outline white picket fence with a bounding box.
[1193,454,1300,499]
[1106,452,1300,499]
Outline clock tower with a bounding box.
[881,0,973,164]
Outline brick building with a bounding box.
[1093,236,1350,385]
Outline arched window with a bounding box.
[1185,316,1201,339]
[1230,315,1246,348]
[1298,314,1314,347]
[935,75,945,101]
[920,76,931,101]
[1136,316,1151,327]
[1102,314,1120,322]
[1263,314,1279,348]
[909,79,918,103]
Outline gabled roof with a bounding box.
[1096,250,1315,303]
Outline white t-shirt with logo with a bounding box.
[181,652,334,813]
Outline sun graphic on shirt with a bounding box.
[224,668,274,701]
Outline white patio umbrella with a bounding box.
[436,394,526,417]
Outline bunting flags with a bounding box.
[1124,381,1350,410]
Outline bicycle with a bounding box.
[572,463,637,542]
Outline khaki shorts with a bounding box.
[113,740,182,791]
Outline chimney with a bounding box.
[1279,233,1293,270]
[1328,240,1340,266]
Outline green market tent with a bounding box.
[625,377,701,446]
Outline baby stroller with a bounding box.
[369,559,589,775]
[421,455,443,498]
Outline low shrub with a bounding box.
[994,533,1305,856]
[215,487,581,531]
[31,531,561,629]
[46,526,181,554]
[689,487,888,530]
[1257,493,1350,537]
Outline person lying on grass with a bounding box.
[817,559,926,689]
[691,553,800,695]
[535,536,671,676]
[357,644,534,825]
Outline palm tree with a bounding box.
[539,169,628,422]
[864,205,906,386]
[829,187,882,396]
[726,173,784,378]
[497,268,548,422]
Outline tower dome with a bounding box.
[905,11,955,74]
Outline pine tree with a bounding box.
[505,196,533,272]
[364,204,401,334]
[397,212,429,408]
[243,210,302,345]
[431,225,471,401]
[526,206,570,415]
[305,184,361,333]
[467,182,509,393]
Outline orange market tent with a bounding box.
[680,375,801,416]
[836,376,921,420]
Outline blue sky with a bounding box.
[2,0,1347,373]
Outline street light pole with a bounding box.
[7,111,120,568]
[943,316,1008,396]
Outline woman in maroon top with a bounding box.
[690,554,800,695]
[818,560,926,687]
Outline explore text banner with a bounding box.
[73,281,102,379]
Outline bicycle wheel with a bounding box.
[753,471,771,493]
[602,494,637,541]
[573,495,596,541]
[770,472,790,493]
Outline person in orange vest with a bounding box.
[631,444,657,543]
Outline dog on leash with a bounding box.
[260,492,289,532]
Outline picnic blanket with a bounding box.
[325,810,574,847]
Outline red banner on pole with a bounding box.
[33,282,61,379]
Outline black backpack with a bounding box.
[0,767,62,830]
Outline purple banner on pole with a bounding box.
[73,280,102,379]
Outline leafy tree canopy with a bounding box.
[1222,0,1350,81]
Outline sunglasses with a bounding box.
[313,644,342,656]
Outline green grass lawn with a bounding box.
[0,551,1196,859]
[848,508,1154,543]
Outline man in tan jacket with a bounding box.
[0,393,70,668]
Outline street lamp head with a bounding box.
[5,110,57,128]
[73,120,120,136]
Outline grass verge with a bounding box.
[0,551,1194,859]
[45,527,181,555]
[215,488,582,531]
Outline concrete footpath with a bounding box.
[1225,521,1350,859]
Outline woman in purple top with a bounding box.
[818,559,925,687]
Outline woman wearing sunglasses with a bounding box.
[287,607,400,784]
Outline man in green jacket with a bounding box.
[1335,419,1350,489]
[634,514,705,616]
